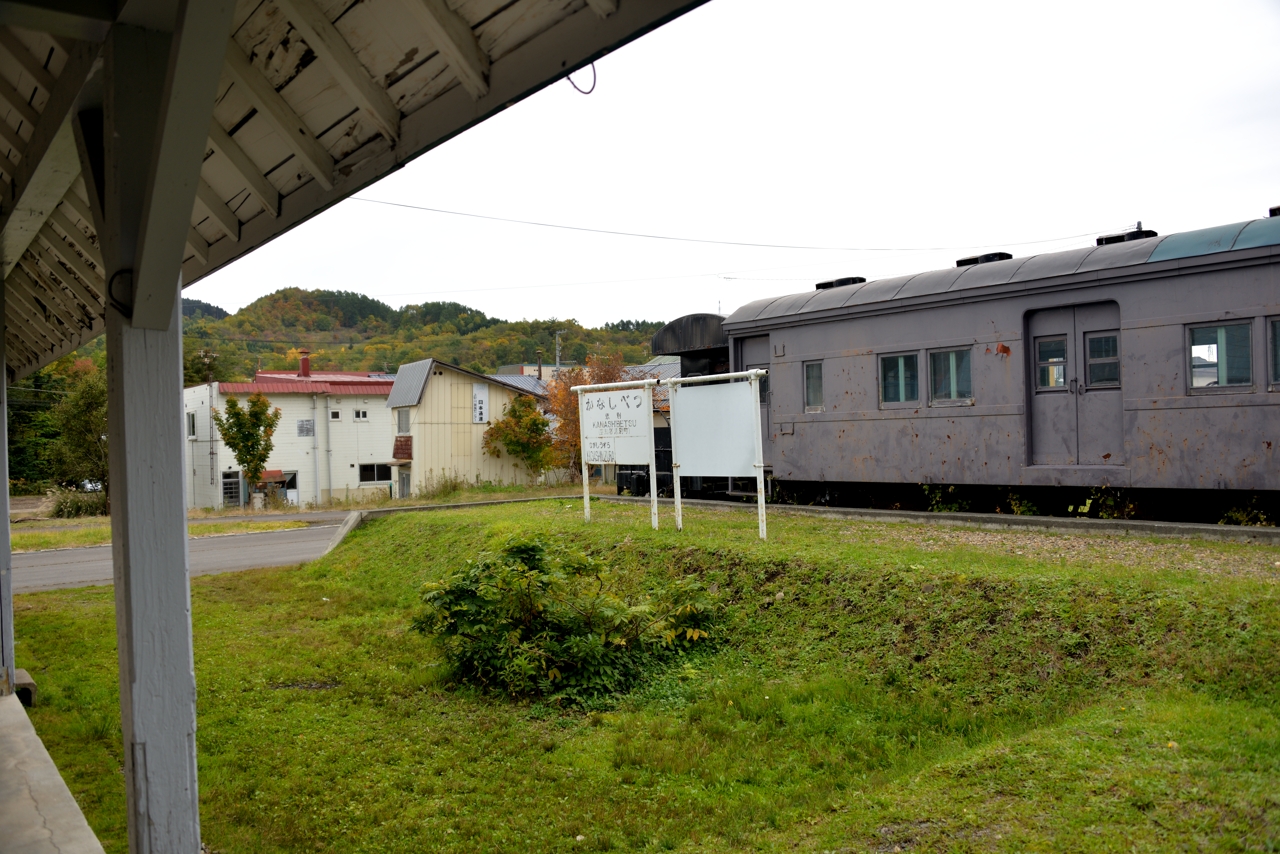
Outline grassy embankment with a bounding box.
[10,520,309,552]
[186,481,591,518]
[15,501,1280,853]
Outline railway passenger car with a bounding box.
[662,213,1280,499]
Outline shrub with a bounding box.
[50,488,108,518]
[413,537,715,704]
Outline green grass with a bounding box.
[14,501,1280,852]
[10,520,309,552]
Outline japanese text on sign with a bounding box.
[581,390,651,464]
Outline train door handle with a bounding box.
[1069,378,1077,394]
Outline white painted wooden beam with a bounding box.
[194,177,239,242]
[11,263,82,330]
[406,0,490,99]
[4,309,47,360]
[0,150,16,182]
[207,120,278,217]
[38,223,102,286]
[59,188,96,232]
[186,225,208,264]
[584,0,618,18]
[0,28,57,95]
[27,237,101,308]
[49,206,103,268]
[0,288,11,694]
[6,289,62,347]
[223,39,335,190]
[0,39,99,281]
[273,0,400,143]
[0,73,39,129]
[0,111,25,159]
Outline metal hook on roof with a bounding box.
[567,62,596,95]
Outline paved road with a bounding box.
[12,525,339,593]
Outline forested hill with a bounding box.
[180,288,663,384]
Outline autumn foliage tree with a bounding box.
[211,393,283,487]
[482,394,552,478]
[545,353,634,477]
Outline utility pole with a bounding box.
[555,329,568,378]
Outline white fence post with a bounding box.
[750,374,767,540]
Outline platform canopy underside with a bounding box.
[0,0,706,381]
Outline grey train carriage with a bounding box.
[654,212,1280,516]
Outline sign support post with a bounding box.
[750,374,767,539]
[576,388,590,521]
[661,369,769,539]
[572,379,659,528]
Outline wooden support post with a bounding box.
[94,3,235,849]
[0,286,12,697]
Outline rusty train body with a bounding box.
[653,215,1280,502]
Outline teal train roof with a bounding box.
[725,216,1280,327]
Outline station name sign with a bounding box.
[581,390,651,465]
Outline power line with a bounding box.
[350,196,1113,253]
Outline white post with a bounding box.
[577,389,589,522]
[0,293,13,697]
[648,394,659,531]
[670,384,682,531]
[93,6,235,848]
[751,375,767,540]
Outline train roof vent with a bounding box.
[815,276,866,291]
[1097,221,1158,245]
[955,251,1012,267]
[1270,205,1280,217]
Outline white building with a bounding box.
[183,354,398,508]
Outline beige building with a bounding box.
[386,359,549,495]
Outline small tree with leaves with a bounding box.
[483,394,552,479]
[211,393,282,488]
[48,361,110,494]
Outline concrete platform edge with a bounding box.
[0,693,105,854]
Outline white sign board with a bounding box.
[670,381,758,477]
[472,383,489,423]
[581,389,652,464]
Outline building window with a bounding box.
[1035,337,1067,389]
[329,409,341,421]
[803,361,823,412]
[1086,332,1120,387]
[353,409,369,421]
[297,418,314,437]
[186,411,197,438]
[359,463,392,483]
[397,408,410,434]
[930,348,973,403]
[1189,323,1251,388]
[880,354,919,403]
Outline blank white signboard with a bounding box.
[581,390,652,464]
[671,381,758,477]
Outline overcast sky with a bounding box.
[185,0,1280,327]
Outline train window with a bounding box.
[1035,337,1068,389]
[880,354,919,403]
[1085,333,1120,387]
[1271,319,1280,386]
[929,348,973,403]
[803,361,824,412]
[1189,323,1251,389]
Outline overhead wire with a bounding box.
[349,196,1115,254]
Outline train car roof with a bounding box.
[723,216,1280,331]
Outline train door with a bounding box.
[1028,302,1123,466]
[738,335,771,466]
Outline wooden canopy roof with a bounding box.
[0,0,707,381]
